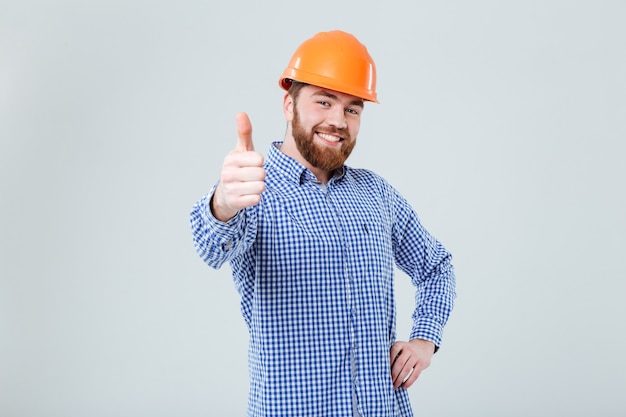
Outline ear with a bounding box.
[282,93,294,122]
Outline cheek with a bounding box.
[349,120,361,139]
[304,115,324,131]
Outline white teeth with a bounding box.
[318,132,341,142]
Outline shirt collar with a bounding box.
[268,141,346,186]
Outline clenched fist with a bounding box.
[211,112,266,222]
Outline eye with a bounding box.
[346,108,360,115]
[317,100,330,107]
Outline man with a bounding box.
[190,30,456,417]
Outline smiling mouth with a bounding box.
[317,132,343,143]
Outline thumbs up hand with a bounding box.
[211,112,266,222]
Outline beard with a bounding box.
[291,106,356,173]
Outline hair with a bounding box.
[287,80,308,103]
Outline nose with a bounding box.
[326,107,347,130]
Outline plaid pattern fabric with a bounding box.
[190,142,456,417]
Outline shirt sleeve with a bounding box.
[189,184,258,269]
[390,186,456,349]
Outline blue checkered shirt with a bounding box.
[190,142,456,417]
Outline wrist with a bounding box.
[410,338,437,354]
[209,192,238,223]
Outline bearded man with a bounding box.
[190,30,457,417]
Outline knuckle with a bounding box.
[221,171,235,183]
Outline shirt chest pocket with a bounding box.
[349,221,394,276]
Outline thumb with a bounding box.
[235,112,254,151]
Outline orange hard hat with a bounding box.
[278,30,378,103]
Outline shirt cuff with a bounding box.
[409,317,444,350]
[198,190,246,250]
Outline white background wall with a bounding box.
[1,1,625,416]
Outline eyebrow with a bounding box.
[313,90,364,108]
